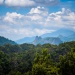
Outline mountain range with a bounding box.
[0,28,75,45]
[16,28,75,45]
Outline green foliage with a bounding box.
[0,41,75,75]
[59,48,75,75]
[24,71,31,75]
[0,51,10,75]
[8,71,22,75]
[32,48,59,75]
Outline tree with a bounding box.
[32,48,59,75]
[59,48,75,75]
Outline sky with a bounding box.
[0,0,75,41]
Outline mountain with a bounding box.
[41,28,75,42]
[58,35,69,42]
[0,36,16,45]
[41,28,75,38]
[32,36,42,45]
[58,33,75,42]
[67,33,75,41]
[43,37,63,45]
[32,36,62,45]
[16,28,75,45]
[16,36,35,44]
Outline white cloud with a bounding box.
[29,6,46,14]
[46,8,75,28]
[29,6,43,14]
[3,12,24,24]
[3,6,48,23]
[11,28,52,38]
[33,28,54,36]
[0,24,53,40]
[46,8,65,22]
[4,0,59,7]
[62,11,75,21]
[27,6,48,20]
[2,7,75,28]
[0,0,4,4]
[29,6,48,16]
[5,0,35,7]
[27,14,43,20]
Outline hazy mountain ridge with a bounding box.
[0,36,16,45]
[67,33,75,41]
[16,36,35,44]
[41,28,75,37]
[16,28,75,45]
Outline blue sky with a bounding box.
[0,0,75,40]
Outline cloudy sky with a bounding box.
[0,0,75,40]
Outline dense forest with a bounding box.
[0,41,75,75]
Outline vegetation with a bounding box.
[0,41,75,75]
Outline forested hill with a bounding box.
[0,41,75,75]
[0,36,16,45]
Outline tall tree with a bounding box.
[59,48,75,75]
[32,48,59,75]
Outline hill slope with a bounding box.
[0,36,16,45]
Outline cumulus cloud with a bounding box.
[3,6,48,23]
[0,0,4,4]
[5,0,35,7]
[29,6,48,16]
[3,12,24,24]
[0,7,75,40]
[3,0,59,7]
[29,7,75,22]
[45,8,75,29]
[26,6,48,20]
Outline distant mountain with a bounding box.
[41,28,75,43]
[58,35,69,42]
[0,36,16,45]
[16,36,35,44]
[41,28,75,38]
[16,28,75,45]
[32,36,62,45]
[67,33,75,41]
[32,36,42,45]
